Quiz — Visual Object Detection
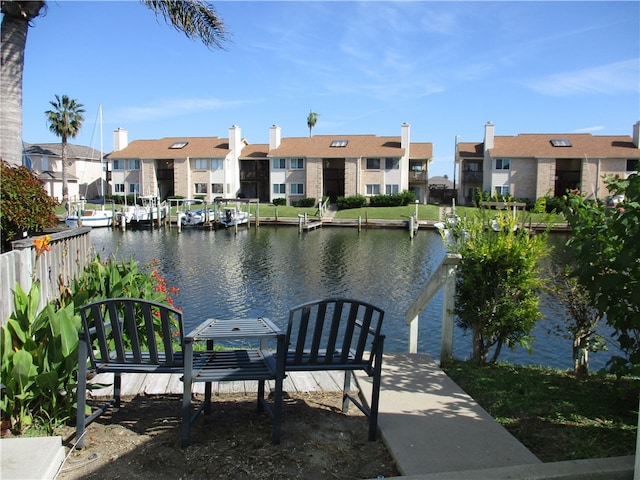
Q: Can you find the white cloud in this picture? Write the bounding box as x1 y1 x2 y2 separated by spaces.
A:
523 60 639 96
114 98 248 123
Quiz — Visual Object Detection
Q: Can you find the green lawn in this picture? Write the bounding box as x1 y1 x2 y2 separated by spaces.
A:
443 360 639 462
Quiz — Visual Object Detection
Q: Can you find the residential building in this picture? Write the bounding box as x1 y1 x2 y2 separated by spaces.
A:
23 142 105 202
455 121 640 205
106 123 433 204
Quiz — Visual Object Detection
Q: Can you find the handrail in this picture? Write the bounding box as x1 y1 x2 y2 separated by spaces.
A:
405 253 461 365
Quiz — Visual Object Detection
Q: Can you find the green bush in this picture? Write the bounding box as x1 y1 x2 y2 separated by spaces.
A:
293 197 316 207
337 195 366 210
368 190 417 207
272 198 286 206
0 160 59 253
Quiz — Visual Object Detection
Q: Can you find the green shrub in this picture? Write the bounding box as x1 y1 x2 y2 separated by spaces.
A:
293 197 316 207
272 198 286 206
0 160 59 253
337 195 366 210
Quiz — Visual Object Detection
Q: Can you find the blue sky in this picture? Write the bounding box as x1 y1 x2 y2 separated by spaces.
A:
21 1 639 177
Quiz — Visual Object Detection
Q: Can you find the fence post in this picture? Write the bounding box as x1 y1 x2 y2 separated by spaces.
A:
440 260 458 366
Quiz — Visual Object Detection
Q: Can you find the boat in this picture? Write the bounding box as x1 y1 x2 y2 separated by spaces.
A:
66 202 114 228
65 105 113 228
219 206 250 227
116 195 168 225
180 207 217 226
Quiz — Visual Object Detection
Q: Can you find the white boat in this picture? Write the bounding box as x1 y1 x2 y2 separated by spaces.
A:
180 207 216 226
219 206 250 227
66 204 114 228
116 195 168 225
66 105 113 228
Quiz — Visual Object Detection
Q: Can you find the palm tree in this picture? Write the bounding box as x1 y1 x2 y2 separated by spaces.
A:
0 1 228 166
307 111 319 137
45 95 85 210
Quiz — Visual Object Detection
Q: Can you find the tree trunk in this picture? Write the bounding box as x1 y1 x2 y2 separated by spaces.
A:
61 138 69 210
0 14 28 165
573 336 589 377
472 326 486 365
0 2 45 165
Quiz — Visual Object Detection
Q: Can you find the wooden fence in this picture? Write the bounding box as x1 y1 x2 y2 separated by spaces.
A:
0 228 92 326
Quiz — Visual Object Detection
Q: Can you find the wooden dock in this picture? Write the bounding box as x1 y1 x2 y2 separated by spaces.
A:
87 370 345 399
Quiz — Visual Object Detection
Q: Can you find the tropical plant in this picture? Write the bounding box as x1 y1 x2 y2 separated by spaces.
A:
0 160 59 253
0 0 228 166
1 236 79 433
440 209 548 364
307 111 319 137
45 95 85 210
563 170 640 376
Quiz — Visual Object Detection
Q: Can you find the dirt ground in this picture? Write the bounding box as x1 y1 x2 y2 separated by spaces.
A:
55 391 399 479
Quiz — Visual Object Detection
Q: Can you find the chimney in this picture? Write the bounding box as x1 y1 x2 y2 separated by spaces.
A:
269 124 281 149
229 125 242 155
633 121 640 148
113 128 128 152
484 121 495 152
401 122 410 151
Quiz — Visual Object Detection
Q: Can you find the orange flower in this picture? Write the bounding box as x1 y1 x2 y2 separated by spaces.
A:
33 235 52 257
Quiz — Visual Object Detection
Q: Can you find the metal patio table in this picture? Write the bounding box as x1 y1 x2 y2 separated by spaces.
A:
181 317 285 447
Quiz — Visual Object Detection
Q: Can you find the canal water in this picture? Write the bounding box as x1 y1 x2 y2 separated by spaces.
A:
88 226 620 371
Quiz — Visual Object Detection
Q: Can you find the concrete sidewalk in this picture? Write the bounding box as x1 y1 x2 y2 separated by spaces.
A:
358 353 634 479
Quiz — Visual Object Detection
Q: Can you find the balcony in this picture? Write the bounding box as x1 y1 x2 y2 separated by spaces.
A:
409 171 428 182
462 171 483 183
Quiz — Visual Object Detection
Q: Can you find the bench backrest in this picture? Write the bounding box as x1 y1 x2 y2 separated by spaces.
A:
285 298 384 372
79 297 184 370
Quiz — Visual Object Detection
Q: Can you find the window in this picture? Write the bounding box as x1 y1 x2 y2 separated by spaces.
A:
211 183 223 194
366 184 381 195
129 183 140 194
330 139 348 147
194 183 207 194
466 162 480 172
194 159 208 170
273 158 286 169
385 158 399 170
627 159 639 172
290 158 304 169
169 141 188 149
366 158 381 169
495 185 510 196
550 139 572 147
495 158 510 170
410 162 423 172
128 159 140 170
273 183 286 194
114 183 125 193
211 159 223 170
112 160 125 170
385 184 400 194
290 183 304 195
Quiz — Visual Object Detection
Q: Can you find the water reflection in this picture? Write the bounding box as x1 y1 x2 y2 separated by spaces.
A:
88 226 618 370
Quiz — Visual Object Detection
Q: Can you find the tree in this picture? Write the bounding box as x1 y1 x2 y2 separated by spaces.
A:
440 210 548 364
563 170 640 376
307 111 319 137
0 160 59 252
45 95 85 210
545 263 604 377
0 0 228 165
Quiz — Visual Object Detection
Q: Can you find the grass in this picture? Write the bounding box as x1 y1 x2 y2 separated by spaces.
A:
442 360 639 462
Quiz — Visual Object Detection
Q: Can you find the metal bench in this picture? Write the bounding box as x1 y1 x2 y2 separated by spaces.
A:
75 297 184 449
284 298 385 440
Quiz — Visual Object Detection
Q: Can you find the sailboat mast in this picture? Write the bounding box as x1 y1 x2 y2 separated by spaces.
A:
99 104 104 201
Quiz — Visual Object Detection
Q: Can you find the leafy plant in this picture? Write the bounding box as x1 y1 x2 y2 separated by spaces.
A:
440 209 548 364
0 160 59 253
563 169 640 376
336 194 366 210
1 235 180 434
1 237 79 433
